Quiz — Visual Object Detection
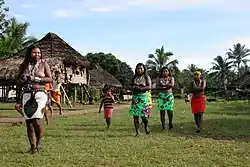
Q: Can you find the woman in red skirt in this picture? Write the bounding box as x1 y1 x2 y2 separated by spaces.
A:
188 71 206 133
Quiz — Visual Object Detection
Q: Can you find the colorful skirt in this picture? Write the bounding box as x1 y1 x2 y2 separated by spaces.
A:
157 92 174 111
22 90 48 120
104 107 113 119
129 93 150 117
191 95 206 114
51 90 61 104
148 92 153 109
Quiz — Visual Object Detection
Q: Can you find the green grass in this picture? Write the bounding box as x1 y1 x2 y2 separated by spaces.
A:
0 100 250 167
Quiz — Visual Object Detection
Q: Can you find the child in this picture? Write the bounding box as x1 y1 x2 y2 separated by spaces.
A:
101 86 115 129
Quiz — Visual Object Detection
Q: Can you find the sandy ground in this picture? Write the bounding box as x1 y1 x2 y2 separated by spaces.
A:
0 104 129 126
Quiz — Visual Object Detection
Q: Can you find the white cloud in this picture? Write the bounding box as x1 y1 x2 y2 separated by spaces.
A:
128 0 221 10
89 6 120 12
53 9 83 18
52 0 234 18
21 4 36 8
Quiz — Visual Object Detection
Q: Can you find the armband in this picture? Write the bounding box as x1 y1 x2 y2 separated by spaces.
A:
35 77 42 83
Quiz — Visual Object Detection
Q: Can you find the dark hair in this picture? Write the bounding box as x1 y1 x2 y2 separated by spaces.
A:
134 63 148 76
17 44 42 79
159 66 172 78
131 63 149 85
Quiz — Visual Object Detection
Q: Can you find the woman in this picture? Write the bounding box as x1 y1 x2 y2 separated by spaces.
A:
17 44 52 153
156 67 175 130
188 71 206 133
129 63 151 137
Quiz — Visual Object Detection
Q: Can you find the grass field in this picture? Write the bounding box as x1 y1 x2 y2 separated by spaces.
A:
0 100 250 167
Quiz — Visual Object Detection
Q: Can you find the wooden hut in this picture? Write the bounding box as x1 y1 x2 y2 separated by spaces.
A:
88 65 122 101
89 65 122 88
0 32 89 103
226 72 250 100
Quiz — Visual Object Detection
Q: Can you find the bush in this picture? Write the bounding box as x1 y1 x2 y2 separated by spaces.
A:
88 86 101 102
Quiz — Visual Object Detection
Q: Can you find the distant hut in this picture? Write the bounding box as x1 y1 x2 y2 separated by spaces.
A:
0 32 89 104
89 65 122 88
226 72 250 100
88 65 122 101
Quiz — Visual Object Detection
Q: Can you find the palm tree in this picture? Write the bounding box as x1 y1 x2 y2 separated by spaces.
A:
146 45 179 78
0 17 37 58
238 64 250 78
210 55 234 90
187 64 198 73
226 43 250 78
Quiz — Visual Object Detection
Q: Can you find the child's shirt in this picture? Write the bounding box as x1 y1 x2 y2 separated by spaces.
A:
103 92 114 108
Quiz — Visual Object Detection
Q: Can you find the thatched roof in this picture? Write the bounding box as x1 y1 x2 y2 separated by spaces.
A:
0 32 89 83
227 72 250 89
89 65 122 88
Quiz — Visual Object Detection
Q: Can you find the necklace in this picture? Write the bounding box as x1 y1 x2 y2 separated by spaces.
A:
28 60 41 75
193 79 201 88
136 75 144 83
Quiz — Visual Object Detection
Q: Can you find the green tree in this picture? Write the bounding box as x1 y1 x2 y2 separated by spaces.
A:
146 45 179 79
210 55 234 90
227 43 250 78
86 52 134 87
0 0 10 35
0 17 37 57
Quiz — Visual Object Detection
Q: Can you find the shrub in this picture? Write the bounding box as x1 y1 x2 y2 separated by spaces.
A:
88 86 101 102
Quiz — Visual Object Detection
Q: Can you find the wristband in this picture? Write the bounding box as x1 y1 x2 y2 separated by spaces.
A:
35 77 42 83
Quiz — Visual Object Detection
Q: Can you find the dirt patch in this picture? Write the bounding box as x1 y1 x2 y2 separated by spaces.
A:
0 104 129 126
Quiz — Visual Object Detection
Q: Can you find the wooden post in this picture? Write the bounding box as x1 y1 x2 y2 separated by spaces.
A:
62 85 66 105
3 85 6 102
80 84 83 104
74 85 77 105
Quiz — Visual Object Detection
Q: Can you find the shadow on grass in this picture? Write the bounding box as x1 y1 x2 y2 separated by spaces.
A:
210 106 250 116
67 123 101 127
47 131 130 138
149 118 250 142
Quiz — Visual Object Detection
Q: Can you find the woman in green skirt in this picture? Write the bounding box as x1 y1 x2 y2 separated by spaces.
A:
129 63 152 137
156 67 175 130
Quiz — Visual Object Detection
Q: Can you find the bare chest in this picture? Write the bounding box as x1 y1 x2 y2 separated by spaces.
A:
134 76 146 86
25 62 45 78
159 77 171 86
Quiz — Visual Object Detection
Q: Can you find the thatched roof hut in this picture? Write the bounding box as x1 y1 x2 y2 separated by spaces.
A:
227 72 250 89
0 32 89 84
89 65 122 88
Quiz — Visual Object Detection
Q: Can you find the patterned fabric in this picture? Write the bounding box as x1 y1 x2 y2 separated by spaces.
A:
22 90 48 120
103 92 114 108
129 93 150 117
148 91 153 109
157 92 174 111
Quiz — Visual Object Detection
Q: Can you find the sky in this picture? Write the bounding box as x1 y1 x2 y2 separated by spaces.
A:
5 0 250 71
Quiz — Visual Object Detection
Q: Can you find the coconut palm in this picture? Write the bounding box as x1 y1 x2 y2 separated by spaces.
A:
226 43 250 78
0 17 37 58
146 45 179 79
210 55 234 90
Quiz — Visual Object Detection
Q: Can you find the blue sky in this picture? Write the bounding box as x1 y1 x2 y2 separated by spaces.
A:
5 0 250 70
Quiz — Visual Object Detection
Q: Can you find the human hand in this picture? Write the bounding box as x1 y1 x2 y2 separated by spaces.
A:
29 76 35 81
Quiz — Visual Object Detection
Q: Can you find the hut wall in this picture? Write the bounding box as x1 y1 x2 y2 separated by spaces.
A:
65 67 87 85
